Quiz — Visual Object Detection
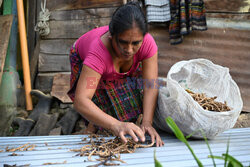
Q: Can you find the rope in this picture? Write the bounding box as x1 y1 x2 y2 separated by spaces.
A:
34 0 51 36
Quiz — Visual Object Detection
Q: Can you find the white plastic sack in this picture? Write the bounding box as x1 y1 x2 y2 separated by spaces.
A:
154 59 243 139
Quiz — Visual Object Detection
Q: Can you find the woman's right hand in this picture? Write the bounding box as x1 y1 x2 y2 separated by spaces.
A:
111 121 145 143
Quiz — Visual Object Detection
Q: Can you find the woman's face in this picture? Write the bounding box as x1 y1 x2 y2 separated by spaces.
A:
111 26 144 60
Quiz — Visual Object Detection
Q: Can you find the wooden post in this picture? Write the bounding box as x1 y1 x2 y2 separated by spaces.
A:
16 0 33 111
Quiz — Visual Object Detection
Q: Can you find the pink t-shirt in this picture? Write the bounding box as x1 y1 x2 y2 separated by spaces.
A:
75 26 157 80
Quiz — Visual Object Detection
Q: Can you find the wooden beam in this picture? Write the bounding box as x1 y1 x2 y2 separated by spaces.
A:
30 40 40 87
40 39 76 55
50 7 116 21
0 15 13 85
17 0 33 110
43 18 110 39
46 0 123 11
27 0 37 59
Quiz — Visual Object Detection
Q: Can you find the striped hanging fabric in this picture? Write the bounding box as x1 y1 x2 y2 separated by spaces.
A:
169 0 207 45
145 0 171 23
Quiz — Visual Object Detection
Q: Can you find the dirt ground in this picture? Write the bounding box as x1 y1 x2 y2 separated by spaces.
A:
233 112 250 128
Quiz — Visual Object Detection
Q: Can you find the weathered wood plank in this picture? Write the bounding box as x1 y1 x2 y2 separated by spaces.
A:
50 7 116 21
51 73 72 103
43 18 110 39
35 72 70 93
40 39 76 55
30 40 40 87
36 0 41 35
27 0 37 58
46 0 123 11
39 53 70 72
204 0 250 13
0 15 13 85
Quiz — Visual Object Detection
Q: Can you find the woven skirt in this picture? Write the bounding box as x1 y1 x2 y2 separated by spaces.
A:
67 42 143 123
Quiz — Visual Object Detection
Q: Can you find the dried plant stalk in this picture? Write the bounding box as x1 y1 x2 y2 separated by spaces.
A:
5 143 36 152
186 89 231 112
8 143 29 152
43 160 67 165
135 114 143 126
71 134 154 166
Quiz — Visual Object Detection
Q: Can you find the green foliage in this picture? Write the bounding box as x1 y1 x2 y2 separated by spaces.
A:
9 126 14 135
165 116 203 167
154 150 163 167
200 130 216 167
208 154 244 167
162 116 244 167
153 117 245 167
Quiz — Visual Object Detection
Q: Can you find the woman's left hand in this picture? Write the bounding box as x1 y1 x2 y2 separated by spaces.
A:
141 121 164 147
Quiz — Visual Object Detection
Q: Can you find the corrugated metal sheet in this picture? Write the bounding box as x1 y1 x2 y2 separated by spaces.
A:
0 128 250 167
149 25 250 112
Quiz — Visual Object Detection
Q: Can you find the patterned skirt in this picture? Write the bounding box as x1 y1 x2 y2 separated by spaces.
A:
67 42 143 124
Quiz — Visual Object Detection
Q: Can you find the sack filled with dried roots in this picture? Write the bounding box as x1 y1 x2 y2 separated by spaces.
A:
154 59 243 139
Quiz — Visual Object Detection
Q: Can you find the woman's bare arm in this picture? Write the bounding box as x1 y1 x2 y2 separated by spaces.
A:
142 52 164 147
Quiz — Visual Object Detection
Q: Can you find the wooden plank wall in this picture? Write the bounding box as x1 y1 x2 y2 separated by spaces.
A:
36 0 123 92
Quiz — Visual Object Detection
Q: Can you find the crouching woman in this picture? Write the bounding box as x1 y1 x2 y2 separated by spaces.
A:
68 2 164 147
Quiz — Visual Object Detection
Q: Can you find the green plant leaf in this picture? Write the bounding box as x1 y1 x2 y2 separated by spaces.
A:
165 117 203 167
185 128 204 139
208 155 225 160
154 150 163 167
186 130 199 139
227 161 234 167
223 154 243 167
209 154 244 167
165 117 186 142
225 138 230 167
201 130 216 167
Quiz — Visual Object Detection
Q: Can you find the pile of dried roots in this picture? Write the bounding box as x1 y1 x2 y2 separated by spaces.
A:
186 89 231 112
70 134 154 166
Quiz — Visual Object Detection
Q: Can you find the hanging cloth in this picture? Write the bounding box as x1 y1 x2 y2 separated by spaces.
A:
169 0 207 45
145 0 171 23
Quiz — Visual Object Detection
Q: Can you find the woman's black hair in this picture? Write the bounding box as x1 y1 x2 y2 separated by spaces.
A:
109 1 148 36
